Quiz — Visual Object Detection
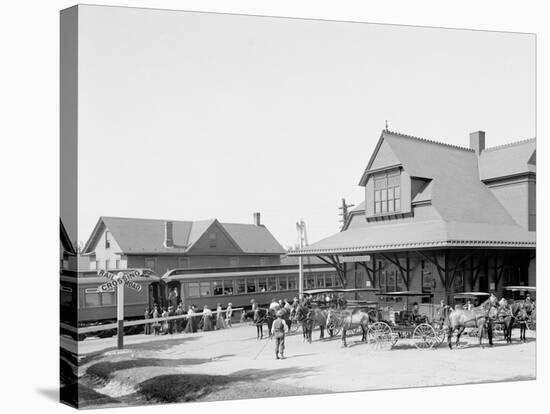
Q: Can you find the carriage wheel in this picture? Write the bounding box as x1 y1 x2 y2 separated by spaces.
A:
331 322 342 337
367 322 393 350
413 324 438 350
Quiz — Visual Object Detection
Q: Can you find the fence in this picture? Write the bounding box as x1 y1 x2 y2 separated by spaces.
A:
60 308 244 335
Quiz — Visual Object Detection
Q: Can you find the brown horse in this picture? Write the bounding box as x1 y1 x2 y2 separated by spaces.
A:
445 298 495 349
326 308 371 347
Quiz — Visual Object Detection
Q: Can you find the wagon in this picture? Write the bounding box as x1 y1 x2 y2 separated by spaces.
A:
303 288 378 337
367 291 447 350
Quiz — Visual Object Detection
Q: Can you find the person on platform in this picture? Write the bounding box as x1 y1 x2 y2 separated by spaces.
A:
184 305 195 333
152 305 161 336
168 287 179 309
161 307 169 334
225 302 233 327
271 310 288 359
215 303 226 330
167 306 175 334
202 305 214 331
144 308 151 335
175 304 184 333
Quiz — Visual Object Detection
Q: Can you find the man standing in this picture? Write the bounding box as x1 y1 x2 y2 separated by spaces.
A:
271 310 288 360
168 287 179 309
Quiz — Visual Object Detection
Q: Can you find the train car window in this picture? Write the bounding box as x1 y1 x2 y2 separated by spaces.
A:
247 279 257 293
84 292 101 307
278 277 288 291
200 282 211 297
102 292 115 306
213 281 223 296
223 281 234 295
188 282 200 298
236 279 246 294
288 276 297 290
258 278 267 292
267 277 277 291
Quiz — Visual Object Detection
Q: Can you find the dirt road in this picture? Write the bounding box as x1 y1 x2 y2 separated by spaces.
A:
67 324 536 407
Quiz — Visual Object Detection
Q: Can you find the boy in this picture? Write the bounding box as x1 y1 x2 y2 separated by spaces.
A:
271 310 288 359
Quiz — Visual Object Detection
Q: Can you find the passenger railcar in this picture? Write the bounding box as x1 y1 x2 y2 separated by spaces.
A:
60 269 161 325
162 263 340 310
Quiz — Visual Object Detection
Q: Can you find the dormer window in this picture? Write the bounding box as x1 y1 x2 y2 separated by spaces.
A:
105 230 110 249
374 170 401 214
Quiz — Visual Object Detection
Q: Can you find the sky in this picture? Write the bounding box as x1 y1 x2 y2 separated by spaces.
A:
72 5 535 249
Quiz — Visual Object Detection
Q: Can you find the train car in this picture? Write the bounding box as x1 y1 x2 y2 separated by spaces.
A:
161 262 339 310
60 269 161 326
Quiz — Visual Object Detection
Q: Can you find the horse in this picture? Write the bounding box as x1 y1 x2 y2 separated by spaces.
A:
444 298 496 349
498 298 523 344
326 308 371 347
253 308 268 339
294 303 313 342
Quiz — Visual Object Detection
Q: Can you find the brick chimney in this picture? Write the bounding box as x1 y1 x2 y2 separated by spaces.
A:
253 212 261 226
164 221 174 248
469 131 486 155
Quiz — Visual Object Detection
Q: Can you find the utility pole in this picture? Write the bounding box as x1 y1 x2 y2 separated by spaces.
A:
338 198 355 229
296 219 308 299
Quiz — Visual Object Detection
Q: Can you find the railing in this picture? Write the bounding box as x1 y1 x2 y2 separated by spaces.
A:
60 308 244 335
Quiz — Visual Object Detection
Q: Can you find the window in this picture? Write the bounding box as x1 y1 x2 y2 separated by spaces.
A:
325 274 333 288
223 281 234 295
306 276 315 289
178 257 190 268
334 274 342 287
200 282 211 297
60 286 73 306
387 270 396 292
316 275 325 288
209 232 217 248
374 170 401 214
260 256 268 266
258 278 267 292
247 279 257 293
288 276 297 290
213 281 223 296
145 258 156 272
84 291 101 307
105 260 110 270
89 260 97 270
278 277 288 291
188 283 200 298
115 259 121 269
230 257 239 267
236 279 246 294
105 231 110 249
102 292 115 306
268 277 277 291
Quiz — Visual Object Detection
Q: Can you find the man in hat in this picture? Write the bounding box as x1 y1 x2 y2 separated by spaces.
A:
271 310 288 360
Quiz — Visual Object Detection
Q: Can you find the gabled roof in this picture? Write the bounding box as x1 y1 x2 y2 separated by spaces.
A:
83 216 286 255
360 130 521 225
291 129 536 256
478 138 536 181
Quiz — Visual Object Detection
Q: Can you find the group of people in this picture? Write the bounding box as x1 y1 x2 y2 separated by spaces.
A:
143 302 234 336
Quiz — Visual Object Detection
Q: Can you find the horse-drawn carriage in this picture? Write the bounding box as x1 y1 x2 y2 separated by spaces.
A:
453 292 491 337
364 291 447 350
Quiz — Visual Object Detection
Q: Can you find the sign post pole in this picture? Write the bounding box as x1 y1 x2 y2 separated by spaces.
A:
117 276 124 349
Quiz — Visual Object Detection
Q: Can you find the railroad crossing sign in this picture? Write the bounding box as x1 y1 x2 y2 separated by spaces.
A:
97 269 144 349
98 269 143 292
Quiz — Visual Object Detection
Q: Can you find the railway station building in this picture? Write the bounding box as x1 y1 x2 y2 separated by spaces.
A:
289 129 536 306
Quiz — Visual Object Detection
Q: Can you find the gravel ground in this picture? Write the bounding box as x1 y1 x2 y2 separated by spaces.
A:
67 323 536 408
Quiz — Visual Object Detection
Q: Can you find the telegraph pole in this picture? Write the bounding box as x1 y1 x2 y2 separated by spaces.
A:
338 198 355 229
296 220 308 300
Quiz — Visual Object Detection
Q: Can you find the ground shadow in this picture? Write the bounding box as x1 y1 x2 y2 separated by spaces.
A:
86 354 236 382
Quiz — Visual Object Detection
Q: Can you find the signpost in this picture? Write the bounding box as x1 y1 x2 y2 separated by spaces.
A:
97 269 143 349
